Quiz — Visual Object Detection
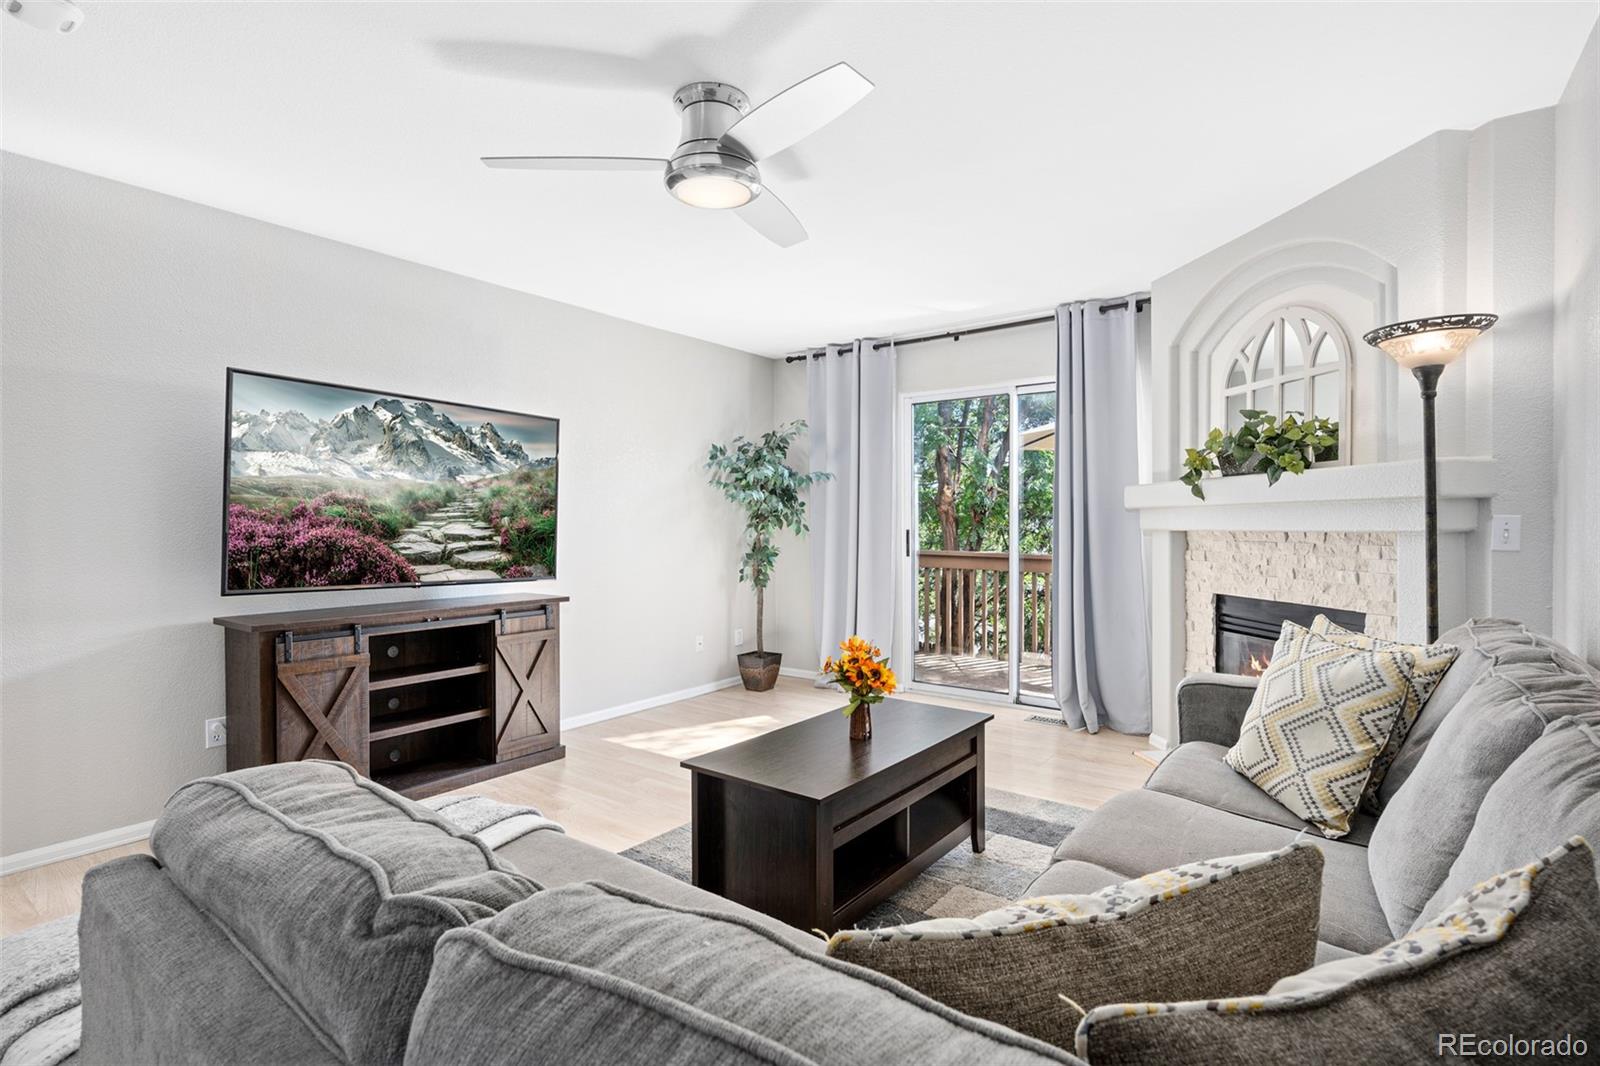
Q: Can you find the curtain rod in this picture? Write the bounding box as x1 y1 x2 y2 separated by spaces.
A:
782 297 1150 363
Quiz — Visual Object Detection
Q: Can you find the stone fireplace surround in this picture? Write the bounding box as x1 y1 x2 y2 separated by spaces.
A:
1184 531 1398 675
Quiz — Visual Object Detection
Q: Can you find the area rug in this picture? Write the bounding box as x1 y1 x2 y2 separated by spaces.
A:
620 788 1091 927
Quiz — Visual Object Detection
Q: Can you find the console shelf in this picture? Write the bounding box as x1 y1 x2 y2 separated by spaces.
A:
370 662 492 692
369 706 492 742
215 593 567 797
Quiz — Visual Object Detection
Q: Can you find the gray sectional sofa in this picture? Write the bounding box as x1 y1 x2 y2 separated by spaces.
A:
77 618 1598 1064
1028 618 1600 964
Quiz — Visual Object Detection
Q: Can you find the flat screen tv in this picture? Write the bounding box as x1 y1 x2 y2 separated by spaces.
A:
223 369 558 594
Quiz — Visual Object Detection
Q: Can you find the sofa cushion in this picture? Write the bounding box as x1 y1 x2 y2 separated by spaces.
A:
405 882 1081 1066
1072 838 1600 1065
1224 624 1419 838
493 818 820 951
1411 714 1600 931
1144 742 1377 844
825 844 1322 1051
150 761 536 1065
1052 789 1392 953
1024 858 1126 897
1377 618 1590 807
1309 615 1459 812
1366 658 1600 936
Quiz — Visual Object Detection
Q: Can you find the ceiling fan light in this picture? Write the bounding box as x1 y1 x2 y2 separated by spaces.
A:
671 173 754 210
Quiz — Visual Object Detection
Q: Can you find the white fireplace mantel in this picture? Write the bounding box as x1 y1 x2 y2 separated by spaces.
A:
1123 457 1497 533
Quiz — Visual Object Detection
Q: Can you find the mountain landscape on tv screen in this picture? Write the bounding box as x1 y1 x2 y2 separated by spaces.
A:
230 397 548 482
225 374 557 593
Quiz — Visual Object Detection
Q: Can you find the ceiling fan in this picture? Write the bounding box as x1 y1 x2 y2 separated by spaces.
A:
481 62 873 248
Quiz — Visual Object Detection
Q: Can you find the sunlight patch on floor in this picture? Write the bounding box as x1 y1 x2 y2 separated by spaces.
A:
606 716 784 760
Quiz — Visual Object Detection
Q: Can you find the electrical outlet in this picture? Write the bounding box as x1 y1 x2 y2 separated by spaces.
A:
734 628 744 647
1490 515 1522 552
695 634 705 652
205 717 227 749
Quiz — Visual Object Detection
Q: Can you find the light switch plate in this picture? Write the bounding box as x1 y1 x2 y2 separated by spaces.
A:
1490 515 1521 552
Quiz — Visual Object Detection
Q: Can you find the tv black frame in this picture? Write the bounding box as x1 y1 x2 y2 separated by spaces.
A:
220 367 560 596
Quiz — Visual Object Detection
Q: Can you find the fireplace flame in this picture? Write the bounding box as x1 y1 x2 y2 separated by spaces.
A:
1244 652 1271 677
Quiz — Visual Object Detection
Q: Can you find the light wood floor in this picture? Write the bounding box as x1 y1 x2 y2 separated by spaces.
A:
0 678 1150 935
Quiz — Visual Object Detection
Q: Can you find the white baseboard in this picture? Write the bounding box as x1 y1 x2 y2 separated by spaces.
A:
1 818 157 877
1148 733 1170 750
562 675 743 731
778 666 818 681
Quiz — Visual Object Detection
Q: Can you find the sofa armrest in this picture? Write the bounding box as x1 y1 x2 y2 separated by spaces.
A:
80 855 340 1065
1175 673 1259 746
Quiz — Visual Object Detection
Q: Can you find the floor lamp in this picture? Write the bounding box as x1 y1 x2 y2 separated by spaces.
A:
1362 314 1498 643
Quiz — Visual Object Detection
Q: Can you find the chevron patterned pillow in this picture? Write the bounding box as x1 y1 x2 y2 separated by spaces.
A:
1224 623 1419 838
1308 615 1459 813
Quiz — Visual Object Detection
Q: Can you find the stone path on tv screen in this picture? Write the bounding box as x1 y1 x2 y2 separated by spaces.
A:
388 489 507 581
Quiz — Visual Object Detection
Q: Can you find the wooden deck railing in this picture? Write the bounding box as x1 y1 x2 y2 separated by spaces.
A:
916 551 1052 659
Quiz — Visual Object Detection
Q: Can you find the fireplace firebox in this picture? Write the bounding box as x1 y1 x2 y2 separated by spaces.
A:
1214 595 1365 677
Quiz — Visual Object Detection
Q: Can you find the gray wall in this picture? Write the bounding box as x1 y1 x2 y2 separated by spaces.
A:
0 154 774 857
1553 21 1600 666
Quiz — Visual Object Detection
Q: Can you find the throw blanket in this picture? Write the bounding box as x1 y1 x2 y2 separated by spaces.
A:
0 916 80 1066
0 794 558 1066
421 794 564 849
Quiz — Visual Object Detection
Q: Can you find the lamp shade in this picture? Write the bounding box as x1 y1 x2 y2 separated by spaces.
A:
1362 314 1497 370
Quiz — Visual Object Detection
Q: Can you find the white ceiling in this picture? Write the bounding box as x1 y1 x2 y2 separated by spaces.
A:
5 2 1596 356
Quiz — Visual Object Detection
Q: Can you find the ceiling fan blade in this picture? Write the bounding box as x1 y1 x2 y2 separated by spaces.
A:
720 62 873 162
481 156 667 172
737 188 808 248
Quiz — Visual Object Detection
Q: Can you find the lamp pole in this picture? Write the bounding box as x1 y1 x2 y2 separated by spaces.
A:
1413 364 1444 643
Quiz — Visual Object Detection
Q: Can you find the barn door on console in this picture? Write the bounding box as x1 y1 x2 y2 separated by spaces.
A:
274 644 370 775
493 629 559 761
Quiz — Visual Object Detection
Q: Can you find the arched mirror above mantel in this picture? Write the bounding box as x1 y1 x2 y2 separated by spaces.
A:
1214 306 1352 459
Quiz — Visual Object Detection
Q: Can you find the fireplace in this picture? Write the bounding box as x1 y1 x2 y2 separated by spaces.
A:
1214 594 1366 677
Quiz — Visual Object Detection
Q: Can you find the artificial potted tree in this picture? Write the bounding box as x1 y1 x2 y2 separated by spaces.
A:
706 420 830 691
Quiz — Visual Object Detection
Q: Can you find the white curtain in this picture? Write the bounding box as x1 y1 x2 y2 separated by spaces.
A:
807 340 898 682
1053 301 1153 733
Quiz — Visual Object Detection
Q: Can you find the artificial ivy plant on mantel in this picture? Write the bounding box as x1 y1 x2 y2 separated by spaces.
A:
1180 410 1339 500
706 421 831 691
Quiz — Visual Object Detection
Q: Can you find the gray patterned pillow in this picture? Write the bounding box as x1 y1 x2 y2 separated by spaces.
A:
1076 838 1600 1064
1225 623 1419 837
825 843 1323 1051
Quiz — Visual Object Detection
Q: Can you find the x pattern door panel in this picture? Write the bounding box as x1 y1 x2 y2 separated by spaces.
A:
275 652 370 774
494 630 559 761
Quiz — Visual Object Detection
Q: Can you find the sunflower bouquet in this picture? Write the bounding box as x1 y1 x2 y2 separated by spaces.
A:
823 636 896 740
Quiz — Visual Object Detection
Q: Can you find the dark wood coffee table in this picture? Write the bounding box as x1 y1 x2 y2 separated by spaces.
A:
680 698 991 932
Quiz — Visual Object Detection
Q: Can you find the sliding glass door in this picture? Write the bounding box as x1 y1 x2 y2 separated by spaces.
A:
1015 385 1057 703
906 383 1056 706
